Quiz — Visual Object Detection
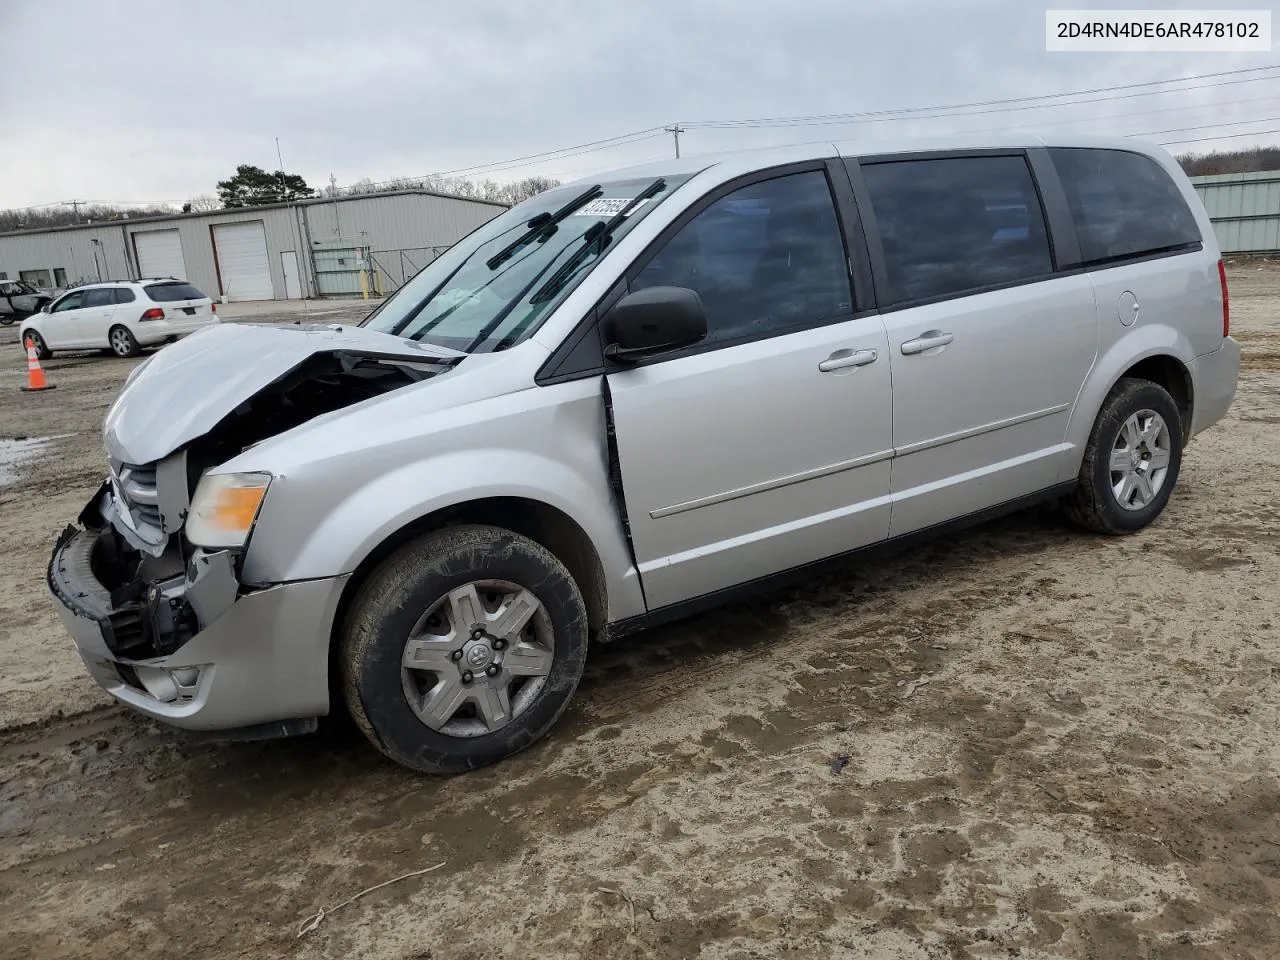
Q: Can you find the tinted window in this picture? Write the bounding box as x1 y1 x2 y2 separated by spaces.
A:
859 156 1053 304
84 288 115 308
145 281 205 302
113 288 136 304
631 171 852 345
1050 148 1201 264
51 291 85 312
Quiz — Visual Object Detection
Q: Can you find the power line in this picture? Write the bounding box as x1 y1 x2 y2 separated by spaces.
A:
1161 127 1280 146
681 64 1280 129
362 127 668 188
1134 116 1280 138
685 71 1280 133
355 65 1280 189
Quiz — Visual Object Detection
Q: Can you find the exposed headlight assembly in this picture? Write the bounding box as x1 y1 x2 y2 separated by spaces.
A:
185 472 271 549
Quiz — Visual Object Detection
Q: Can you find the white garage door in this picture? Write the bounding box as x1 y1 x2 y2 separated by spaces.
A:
212 221 273 301
133 229 187 281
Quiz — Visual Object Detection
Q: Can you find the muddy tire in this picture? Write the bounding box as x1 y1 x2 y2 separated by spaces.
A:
23 330 51 360
1066 377 1183 535
340 524 589 774
108 325 141 358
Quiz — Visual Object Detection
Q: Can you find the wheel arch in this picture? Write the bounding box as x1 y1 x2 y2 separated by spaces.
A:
328 496 611 671
1062 327 1197 482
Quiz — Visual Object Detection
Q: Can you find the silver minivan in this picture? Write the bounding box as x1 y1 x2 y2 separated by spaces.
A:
48 135 1240 773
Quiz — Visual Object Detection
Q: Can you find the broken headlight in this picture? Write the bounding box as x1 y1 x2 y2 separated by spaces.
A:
185 472 271 549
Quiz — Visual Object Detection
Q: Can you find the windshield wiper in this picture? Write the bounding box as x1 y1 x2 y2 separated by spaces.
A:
484 184 604 271
457 178 668 355
528 178 667 305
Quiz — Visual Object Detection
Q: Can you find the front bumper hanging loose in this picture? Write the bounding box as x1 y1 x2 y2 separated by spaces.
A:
47 512 349 733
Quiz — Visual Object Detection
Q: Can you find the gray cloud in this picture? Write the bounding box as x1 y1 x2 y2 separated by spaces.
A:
1 0 1275 207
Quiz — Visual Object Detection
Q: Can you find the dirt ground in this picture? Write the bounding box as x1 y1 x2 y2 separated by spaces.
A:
0 269 1278 960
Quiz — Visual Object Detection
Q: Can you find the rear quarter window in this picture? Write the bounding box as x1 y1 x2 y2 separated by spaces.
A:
113 288 137 304
1049 148 1201 265
144 282 206 302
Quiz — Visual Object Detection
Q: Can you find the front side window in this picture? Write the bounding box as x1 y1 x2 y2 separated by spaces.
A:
631 170 853 345
51 291 85 312
1050 148 1201 265
361 175 690 353
85 289 114 308
858 155 1054 305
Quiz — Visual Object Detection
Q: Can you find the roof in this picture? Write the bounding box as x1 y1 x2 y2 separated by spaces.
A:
0 188 509 240
573 132 1179 185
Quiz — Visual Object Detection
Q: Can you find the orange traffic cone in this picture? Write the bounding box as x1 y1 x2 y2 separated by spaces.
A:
20 339 55 392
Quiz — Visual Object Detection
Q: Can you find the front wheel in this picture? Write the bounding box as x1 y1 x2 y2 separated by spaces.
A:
108 325 141 358
24 330 51 360
1066 377 1184 534
0 315 15 327
341 524 589 774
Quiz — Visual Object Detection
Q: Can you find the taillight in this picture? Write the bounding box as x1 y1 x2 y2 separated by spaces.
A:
211 302 217 313
1218 258 1230 338
140 307 164 321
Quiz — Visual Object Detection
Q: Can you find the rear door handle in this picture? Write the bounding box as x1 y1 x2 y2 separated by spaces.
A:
900 331 954 355
818 348 878 373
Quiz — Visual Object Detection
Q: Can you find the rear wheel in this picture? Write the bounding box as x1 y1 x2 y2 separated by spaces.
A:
1066 377 1183 534
341 524 589 774
23 330 51 360
108 325 141 358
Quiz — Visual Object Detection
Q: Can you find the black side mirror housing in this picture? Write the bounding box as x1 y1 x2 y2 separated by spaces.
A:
602 286 707 363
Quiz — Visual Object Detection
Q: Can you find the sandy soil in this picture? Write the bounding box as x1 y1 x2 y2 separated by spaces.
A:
0 271 1277 960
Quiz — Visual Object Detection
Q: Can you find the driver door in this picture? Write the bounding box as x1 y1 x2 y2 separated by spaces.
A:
42 290 88 348
605 164 893 610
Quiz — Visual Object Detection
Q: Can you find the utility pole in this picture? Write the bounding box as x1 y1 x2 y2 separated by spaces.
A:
329 173 343 238
665 124 685 159
275 137 288 201
62 200 85 222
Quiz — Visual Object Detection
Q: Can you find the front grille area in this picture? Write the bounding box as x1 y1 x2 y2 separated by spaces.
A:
111 461 163 532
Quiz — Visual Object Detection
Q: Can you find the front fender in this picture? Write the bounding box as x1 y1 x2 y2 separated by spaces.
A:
1058 323 1196 483
242 448 646 622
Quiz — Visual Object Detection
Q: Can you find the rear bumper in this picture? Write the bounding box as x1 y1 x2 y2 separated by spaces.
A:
134 317 219 345
1188 337 1241 439
48 525 348 731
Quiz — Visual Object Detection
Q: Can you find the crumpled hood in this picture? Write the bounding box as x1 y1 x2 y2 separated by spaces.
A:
104 322 460 465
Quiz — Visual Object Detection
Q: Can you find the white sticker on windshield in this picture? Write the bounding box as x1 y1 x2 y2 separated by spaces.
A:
572 197 652 217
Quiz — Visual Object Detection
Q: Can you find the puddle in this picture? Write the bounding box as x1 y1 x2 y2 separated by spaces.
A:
0 435 71 487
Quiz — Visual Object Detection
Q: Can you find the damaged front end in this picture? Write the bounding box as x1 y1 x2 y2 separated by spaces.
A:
47 324 462 734
50 472 238 665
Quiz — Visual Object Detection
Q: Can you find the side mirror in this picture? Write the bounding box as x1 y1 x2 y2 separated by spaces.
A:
40 304 50 313
602 286 707 364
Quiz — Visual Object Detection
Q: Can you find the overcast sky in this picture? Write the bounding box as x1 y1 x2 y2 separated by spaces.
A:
1 0 1277 209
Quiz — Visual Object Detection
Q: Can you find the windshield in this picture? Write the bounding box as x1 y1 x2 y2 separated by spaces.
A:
360 174 689 353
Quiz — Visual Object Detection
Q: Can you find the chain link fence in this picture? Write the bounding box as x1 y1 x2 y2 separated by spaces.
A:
368 246 452 294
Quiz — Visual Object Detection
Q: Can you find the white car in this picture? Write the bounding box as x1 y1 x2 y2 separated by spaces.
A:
19 279 219 359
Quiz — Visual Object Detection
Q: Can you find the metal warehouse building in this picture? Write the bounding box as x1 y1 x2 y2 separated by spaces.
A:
1190 170 1280 255
0 190 506 302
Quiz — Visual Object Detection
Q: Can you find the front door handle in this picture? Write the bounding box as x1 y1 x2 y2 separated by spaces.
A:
900 331 954 355
818 348 878 373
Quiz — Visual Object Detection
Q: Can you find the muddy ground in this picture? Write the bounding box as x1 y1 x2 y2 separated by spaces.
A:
1 269 1278 960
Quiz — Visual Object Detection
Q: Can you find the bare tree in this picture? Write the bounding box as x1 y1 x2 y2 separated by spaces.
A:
184 195 221 213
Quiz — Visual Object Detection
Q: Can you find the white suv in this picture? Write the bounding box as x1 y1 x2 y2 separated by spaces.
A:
20 279 219 359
